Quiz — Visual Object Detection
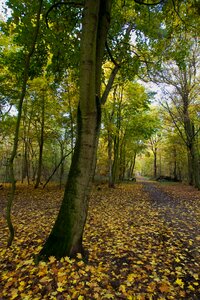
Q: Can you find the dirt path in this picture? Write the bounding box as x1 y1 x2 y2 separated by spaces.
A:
142 181 200 261
142 181 200 278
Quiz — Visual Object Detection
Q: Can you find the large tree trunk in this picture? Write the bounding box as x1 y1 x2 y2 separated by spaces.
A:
39 0 112 260
183 102 200 188
190 142 200 189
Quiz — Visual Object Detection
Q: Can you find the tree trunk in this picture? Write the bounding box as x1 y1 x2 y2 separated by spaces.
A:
59 144 64 189
130 152 137 177
38 0 112 260
35 92 45 188
108 129 113 188
190 142 200 189
119 141 125 180
173 147 177 181
21 138 30 184
6 0 43 247
153 147 157 178
67 85 75 155
111 136 120 186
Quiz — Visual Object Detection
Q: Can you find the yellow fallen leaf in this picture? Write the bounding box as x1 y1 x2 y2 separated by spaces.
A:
49 256 56 263
18 286 25 292
77 261 84 267
39 276 52 283
57 287 64 292
39 261 47 267
188 284 195 291
193 273 199 280
175 257 180 263
175 278 184 288
23 259 34 265
179 290 186 297
147 282 156 293
77 253 82 259
72 291 79 298
104 294 114 299
11 289 18 300
19 281 26 286
119 284 126 294
65 256 72 264
127 273 137 282
2 272 9 280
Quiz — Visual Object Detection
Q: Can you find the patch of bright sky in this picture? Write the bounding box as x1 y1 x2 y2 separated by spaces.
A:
0 0 11 20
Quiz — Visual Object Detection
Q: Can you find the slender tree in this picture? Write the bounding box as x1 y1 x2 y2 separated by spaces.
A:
35 89 45 188
6 0 43 246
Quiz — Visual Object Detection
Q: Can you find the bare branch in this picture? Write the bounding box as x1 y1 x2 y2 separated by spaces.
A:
161 101 188 146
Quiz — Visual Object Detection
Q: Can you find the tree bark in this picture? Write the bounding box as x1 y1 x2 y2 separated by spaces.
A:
173 147 177 181
35 92 45 188
38 0 112 260
130 152 137 177
108 128 113 188
153 147 157 178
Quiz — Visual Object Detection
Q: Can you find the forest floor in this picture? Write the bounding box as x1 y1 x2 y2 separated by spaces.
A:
0 180 200 300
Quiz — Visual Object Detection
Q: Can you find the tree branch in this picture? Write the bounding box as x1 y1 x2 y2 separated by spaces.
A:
162 101 188 146
101 65 120 105
134 0 165 6
43 150 73 188
45 1 84 28
171 0 185 23
105 41 119 67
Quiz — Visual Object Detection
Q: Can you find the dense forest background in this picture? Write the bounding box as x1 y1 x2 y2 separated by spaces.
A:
0 0 199 188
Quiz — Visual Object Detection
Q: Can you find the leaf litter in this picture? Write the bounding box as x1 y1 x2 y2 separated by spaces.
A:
0 182 200 299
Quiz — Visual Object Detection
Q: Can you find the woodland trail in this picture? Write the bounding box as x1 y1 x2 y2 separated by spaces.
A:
0 182 200 299
142 181 200 264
